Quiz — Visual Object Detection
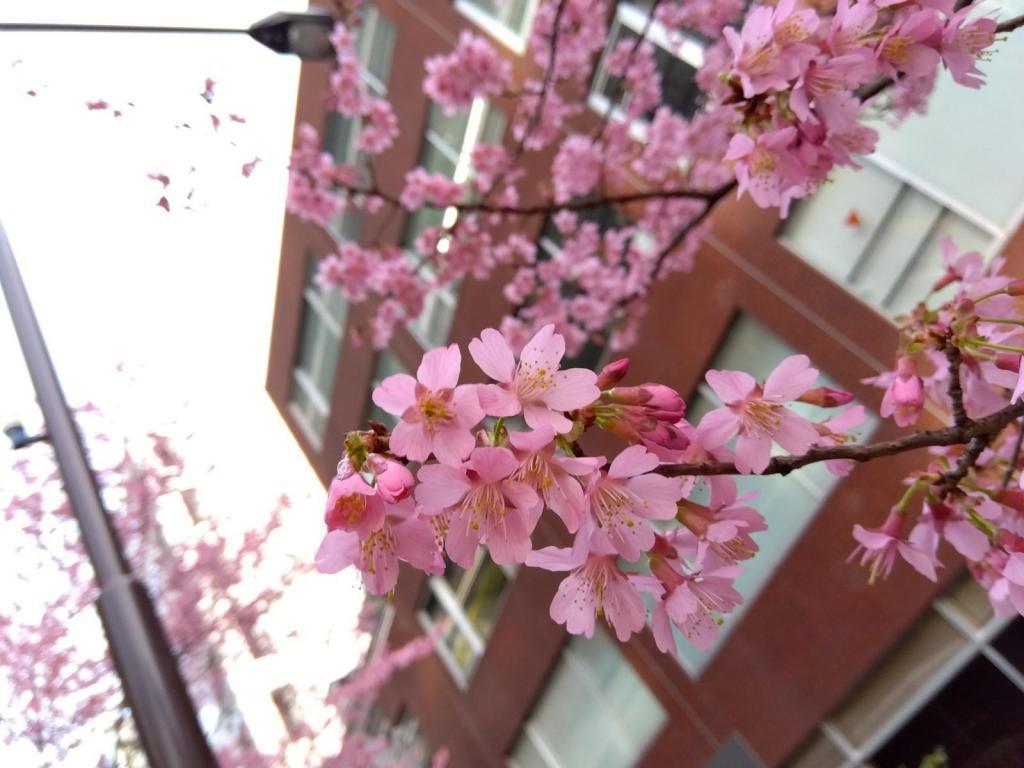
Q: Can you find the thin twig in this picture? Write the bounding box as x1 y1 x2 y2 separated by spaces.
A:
942 335 970 428
938 436 989 497
656 397 1024 478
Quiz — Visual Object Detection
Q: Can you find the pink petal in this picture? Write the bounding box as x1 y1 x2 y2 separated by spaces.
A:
526 545 585 571
545 473 586 533
772 410 819 455
520 323 565 371
763 355 818 402
1005 553 1024 585
468 328 515 383
523 402 573 434
389 421 433 463
696 408 739 448
417 344 461 390
314 530 359 573
852 525 894 550
605 517 655 562
705 369 756 404
734 431 772 474
602 577 646 642
372 373 417 415
897 542 939 582
484 507 532 565
542 368 600 411
433 425 476 466
477 383 522 417
468 446 518 483
502 480 539 513
683 611 721 652
624 474 684 506
445 509 482 568
550 571 597 637
452 385 484 427
944 520 989 562
608 445 659 479
415 464 471 511
651 603 678 656
508 426 556 455
394 517 441 572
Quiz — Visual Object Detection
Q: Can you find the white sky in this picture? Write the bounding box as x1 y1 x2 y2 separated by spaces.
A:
0 3 366 764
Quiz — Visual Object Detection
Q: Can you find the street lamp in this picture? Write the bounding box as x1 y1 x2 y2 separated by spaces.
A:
0 8 337 61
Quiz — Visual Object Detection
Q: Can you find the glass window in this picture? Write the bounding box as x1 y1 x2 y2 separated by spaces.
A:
456 0 539 44
404 100 506 348
508 631 667 768
676 315 877 674
290 253 348 444
364 350 406 429
781 161 993 316
324 5 395 240
590 2 706 124
789 574 1024 766
421 550 513 683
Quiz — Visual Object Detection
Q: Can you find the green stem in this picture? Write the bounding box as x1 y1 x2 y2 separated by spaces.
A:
977 317 1024 327
966 339 1024 354
492 417 505 447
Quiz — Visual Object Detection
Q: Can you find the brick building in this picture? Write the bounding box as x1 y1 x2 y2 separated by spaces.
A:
266 2 1024 766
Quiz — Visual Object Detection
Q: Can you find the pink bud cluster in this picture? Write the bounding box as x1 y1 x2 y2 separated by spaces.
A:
317 324 871 655
285 1 1007 354
857 237 1024 612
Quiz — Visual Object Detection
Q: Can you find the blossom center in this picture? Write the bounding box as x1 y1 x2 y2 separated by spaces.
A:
882 36 912 66
739 399 782 434
514 361 555 401
591 481 643 531
460 484 506 530
417 391 454 432
332 493 367 528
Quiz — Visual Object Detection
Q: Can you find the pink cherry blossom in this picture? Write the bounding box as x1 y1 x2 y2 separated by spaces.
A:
849 508 940 584
552 134 603 203
910 499 991 563
507 427 603 534
875 356 926 427
527 536 647 642
670 484 766 566
371 344 484 465
469 324 600 434
877 10 942 80
584 445 685 561
697 354 821 474
423 31 512 113
941 8 998 88
725 127 808 215
414 447 539 566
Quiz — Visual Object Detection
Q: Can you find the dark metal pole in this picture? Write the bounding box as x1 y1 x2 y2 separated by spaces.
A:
0 22 246 35
0 219 217 768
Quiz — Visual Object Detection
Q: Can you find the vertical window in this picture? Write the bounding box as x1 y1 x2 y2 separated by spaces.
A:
404 100 506 348
290 252 348 445
323 4 396 241
789 577 1024 767
364 350 407 429
780 161 995 316
419 550 514 685
454 0 539 51
508 630 668 768
590 2 707 125
676 315 877 675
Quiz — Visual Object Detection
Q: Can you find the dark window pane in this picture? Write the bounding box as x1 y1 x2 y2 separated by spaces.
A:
463 558 509 638
655 48 700 119
872 655 1024 768
993 619 1024 675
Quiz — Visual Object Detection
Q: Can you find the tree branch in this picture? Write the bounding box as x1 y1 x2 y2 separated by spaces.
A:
656 398 1024 478
942 336 970 428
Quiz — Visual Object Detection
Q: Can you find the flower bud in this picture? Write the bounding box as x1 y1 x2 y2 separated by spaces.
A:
797 386 855 408
596 358 630 389
995 353 1021 373
1007 279 1024 297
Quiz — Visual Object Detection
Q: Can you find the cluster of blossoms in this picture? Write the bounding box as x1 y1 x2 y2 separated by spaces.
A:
285 0 1005 356
857 237 1024 615
716 0 999 214
315 323 887 654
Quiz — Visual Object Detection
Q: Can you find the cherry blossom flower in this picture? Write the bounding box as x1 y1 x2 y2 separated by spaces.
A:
469 324 600 434
670 484 766 566
877 10 942 80
415 447 539 566
507 427 603 533
697 355 820 474
849 508 940 584
552 135 603 203
423 31 512 113
725 127 808 215
527 536 647 642
583 445 685 561
316 497 443 594
872 356 926 427
371 344 484 465
910 499 991 563
941 7 998 88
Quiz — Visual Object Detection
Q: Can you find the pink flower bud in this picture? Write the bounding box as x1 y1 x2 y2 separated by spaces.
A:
796 386 855 408
995 353 1021 373
880 357 924 428
596 358 630 389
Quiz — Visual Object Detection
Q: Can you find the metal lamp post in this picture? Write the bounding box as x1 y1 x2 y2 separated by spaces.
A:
0 8 336 60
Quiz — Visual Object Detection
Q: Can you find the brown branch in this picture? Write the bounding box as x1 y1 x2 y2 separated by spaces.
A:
656 398 1024 478
938 435 989 497
942 336 970 428
998 13 1024 34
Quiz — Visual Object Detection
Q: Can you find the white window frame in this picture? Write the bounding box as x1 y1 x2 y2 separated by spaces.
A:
454 0 540 55
416 549 516 689
289 267 348 448
806 594 1021 767
588 1 706 139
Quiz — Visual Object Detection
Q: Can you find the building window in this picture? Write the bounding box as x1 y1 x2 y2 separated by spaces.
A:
323 4 396 240
675 314 877 675
418 549 514 685
789 577 1024 767
290 252 348 445
364 350 407 429
508 630 668 768
404 100 506 348
454 0 539 53
780 160 995 317
589 1 706 126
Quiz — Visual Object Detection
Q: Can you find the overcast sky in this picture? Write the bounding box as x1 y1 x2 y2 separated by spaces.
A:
0 3 366 764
